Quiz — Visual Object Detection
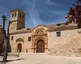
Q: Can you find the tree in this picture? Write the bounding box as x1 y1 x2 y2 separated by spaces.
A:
1 15 8 62
65 0 81 28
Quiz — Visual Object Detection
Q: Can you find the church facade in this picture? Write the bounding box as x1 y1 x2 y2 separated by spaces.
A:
8 9 81 56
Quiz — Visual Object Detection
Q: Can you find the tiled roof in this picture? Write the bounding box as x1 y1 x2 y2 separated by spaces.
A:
9 23 78 34
47 24 77 32
9 27 35 34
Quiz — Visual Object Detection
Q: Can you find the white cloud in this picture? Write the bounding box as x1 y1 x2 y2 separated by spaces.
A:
44 0 60 6
26 0 43 26
19 0 67 27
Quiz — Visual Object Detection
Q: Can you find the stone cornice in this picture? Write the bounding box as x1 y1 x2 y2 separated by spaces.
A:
9 30 31 35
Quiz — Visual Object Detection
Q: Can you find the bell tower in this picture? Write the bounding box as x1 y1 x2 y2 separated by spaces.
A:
8 9 25 33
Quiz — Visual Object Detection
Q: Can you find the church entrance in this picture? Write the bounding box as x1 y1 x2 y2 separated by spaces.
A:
17 43 22 52
36 40 45 53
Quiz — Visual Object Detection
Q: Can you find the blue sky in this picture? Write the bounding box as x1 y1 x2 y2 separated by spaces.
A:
0 0 76 29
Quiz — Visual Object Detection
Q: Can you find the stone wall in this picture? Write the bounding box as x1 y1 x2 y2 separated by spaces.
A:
48 29 81 57
10 27 81 57
10 32 32 53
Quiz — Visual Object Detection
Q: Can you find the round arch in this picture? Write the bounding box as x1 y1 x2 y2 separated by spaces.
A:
17 43 22 52
16 38 24 42
34 37 46 45
35 29 44 34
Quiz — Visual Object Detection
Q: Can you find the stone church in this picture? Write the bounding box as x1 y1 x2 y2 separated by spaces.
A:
8 9 81 56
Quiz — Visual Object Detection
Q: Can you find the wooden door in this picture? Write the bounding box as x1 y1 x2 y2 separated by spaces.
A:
17 43 22 52
36 40 44 53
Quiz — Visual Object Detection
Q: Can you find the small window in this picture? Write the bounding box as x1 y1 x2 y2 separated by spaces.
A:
12 13 14 17
20 13 21 18
22 16 24 19
28 37 31 41
11 36 13 40
15 12 16 17
56 31 61 37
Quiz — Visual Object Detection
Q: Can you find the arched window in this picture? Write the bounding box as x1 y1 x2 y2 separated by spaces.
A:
22 16 24 19
20 13 21 18
12 13 14 17
15 12 16 17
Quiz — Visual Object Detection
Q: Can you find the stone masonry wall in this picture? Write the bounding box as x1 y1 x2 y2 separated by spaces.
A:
10 33 32 53
48 29 81 57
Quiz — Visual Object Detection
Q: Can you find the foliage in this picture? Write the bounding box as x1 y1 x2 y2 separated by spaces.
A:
65 0 81 28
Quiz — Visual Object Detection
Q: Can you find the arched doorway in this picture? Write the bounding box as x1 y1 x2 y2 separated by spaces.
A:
17 43 22 52
36 40 45 53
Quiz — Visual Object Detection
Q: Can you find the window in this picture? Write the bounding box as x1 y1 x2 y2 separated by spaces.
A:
22 16 24 19
12 13 14 17
28 37 31 41
56 31 61 37
11 36 13 40
20 13 21 18
15 12 16 17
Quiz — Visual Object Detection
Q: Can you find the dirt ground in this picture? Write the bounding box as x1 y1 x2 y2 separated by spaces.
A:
0 53 81 64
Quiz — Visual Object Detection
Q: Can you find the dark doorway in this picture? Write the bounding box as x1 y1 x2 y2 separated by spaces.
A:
36 40 45 53
17 43 22 52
